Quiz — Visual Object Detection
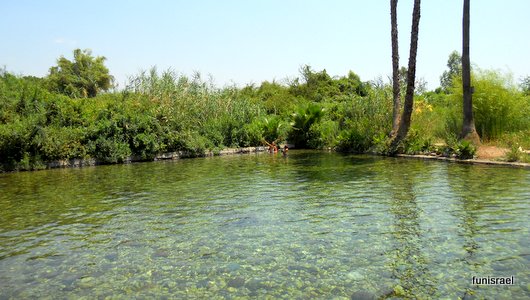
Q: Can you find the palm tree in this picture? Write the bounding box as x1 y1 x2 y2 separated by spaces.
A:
391 0 400 135
460 0 480 144
390 0 422 151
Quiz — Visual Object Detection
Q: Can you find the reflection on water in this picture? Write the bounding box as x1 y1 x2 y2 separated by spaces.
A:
0 151 529 299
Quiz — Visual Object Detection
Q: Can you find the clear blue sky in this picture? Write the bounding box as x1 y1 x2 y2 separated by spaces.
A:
1 0 529 90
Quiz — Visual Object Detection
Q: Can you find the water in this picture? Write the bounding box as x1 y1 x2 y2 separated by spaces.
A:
0 151 529 299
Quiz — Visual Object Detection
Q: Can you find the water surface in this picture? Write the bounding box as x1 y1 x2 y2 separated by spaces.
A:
1 151 529 299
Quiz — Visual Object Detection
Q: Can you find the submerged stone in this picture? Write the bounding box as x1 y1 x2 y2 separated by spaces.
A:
227 276 246 288
152 249 170 258
245 278 265 291
77 276 95 288
226 262 241 272
346 271 363 281
350 290 376 300
393 285 406 297
196 279 210 288
104 253 118 261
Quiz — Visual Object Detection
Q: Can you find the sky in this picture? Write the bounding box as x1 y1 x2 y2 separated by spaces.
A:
1 0 529 90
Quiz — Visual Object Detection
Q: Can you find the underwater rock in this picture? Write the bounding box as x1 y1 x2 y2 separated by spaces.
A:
346 271 363 281
462 292 477 300
198 246 214 257
330 286 343 295
196 279 210 288
152 249 170 258
287 265 319 275
104 253 118 261
350 290 377 300
227 276 246 288
41 269 58 279
226 262 241 272
393 285 406 297
77 276 95 288
61 275 78 287
245 278 265 291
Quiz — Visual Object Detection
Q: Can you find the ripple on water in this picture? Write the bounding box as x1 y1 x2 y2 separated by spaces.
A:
0 152 529 299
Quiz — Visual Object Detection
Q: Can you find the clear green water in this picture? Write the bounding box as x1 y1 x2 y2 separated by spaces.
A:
0 151 529 299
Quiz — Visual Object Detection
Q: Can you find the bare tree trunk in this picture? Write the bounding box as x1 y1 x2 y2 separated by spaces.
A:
460 0 480 144
391 0 400 135
390 0 421 151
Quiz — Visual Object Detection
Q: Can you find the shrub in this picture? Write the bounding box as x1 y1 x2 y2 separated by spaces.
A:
40 126 87 160
88 136 131 164
307 119 339 149
401 130 434 155
335 127 372 153
288 103 324 148
453 140 476 159
450 70 530 140
444 134 476 159
505 144 522 162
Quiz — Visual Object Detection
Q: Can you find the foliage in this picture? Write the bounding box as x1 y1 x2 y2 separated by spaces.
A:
290 65 368 101
307 119 339 149
449 70 530 140
254 81 298 115
2 55 529 170
401 130 434 155
47 49 113 98
439 51 462 93
335 87 393 153
335 127 372 153
505 144 523 162
453 140 476 159
520 75 530 95
443 134 476 159
495 130 530 150
288 102 324 148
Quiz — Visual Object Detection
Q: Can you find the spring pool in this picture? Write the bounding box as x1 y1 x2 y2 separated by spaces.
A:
1 151 529 298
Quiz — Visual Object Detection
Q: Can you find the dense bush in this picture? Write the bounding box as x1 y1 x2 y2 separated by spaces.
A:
334 86 393 153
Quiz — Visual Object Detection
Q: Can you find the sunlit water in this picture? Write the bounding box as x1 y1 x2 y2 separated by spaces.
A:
1 151 529 299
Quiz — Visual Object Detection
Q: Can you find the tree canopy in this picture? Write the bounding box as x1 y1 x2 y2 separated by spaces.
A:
439 51 462 93
47 49 113 98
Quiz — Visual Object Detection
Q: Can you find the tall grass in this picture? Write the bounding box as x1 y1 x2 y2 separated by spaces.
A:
449 70 530 141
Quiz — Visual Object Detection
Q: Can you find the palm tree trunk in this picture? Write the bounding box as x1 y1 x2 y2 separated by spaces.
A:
390 0 421 151
391 0 400 135
460 0 480 144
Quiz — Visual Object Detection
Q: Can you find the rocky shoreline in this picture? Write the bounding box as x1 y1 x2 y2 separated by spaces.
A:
8 147 269 172
3 147 529 172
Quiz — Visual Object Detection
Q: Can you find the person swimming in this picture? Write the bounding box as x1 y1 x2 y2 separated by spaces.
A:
282 145 289 156
263 140 278 153
269 141 278 153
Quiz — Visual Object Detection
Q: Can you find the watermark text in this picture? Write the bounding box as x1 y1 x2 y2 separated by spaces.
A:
472 276 514 285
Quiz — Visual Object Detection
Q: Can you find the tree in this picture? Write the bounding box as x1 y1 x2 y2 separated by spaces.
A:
520 75 530 95
390 0 401 135
460 0 480 144
390 0 422 151
290 65 367 101
440 51 462 92
47 49 113 98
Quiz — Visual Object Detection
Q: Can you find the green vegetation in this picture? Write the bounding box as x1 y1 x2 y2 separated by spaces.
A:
47 49 113 98
1 50 529 171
